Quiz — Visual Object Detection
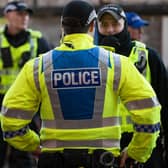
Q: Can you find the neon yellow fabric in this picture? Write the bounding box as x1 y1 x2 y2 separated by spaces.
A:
99 45 115 52
1 34 161 163
0 28 41 94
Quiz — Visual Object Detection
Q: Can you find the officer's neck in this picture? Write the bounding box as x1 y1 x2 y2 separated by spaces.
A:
6 25 26 36
4 26 29 47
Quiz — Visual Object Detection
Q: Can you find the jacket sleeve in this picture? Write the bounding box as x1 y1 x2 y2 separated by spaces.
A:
1 58 41 151
119 56 161 163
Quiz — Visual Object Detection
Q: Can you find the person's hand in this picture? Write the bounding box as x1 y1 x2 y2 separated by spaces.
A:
119 147 129 167
119 147 144 168
32 145 41 157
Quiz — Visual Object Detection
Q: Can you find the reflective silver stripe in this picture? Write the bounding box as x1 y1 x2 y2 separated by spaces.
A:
125 97 160 110
33 58 40 92
42 117 121 129
92 47 108 121
43 50 63 119
0 84 10 90
98 47 109 66
1 106 34 120
41 139 120 148
0 69 19 75
113 53 121 91
29 36 35 58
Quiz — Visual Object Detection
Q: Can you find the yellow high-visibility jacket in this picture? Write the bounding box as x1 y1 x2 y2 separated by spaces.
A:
1 34 161 163
0 28 42 94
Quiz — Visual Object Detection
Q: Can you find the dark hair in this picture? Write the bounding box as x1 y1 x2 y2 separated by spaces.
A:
62 17 90 34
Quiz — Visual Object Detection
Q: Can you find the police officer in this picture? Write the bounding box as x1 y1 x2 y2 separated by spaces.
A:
1 1 161 168
126 12 149 41
0 1 51 167
95 4 168 168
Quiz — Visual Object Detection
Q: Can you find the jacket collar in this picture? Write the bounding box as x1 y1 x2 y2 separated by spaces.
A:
60 33 95 50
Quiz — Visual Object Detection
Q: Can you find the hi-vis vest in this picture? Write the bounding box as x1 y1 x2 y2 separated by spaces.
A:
120 41 151 133
36 48 122 156
0 28 41 94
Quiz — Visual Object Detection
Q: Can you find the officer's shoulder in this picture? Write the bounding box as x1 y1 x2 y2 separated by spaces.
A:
97 46 124 56
27 29 42 38
132 40 146 48
146 46 159 56
146 46 161 63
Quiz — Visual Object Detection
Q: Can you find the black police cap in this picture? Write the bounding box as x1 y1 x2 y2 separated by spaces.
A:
3 1 33 14
98 4 126 21
62 0 97 27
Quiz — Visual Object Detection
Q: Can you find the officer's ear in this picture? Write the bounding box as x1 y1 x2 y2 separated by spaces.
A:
88 20 95 36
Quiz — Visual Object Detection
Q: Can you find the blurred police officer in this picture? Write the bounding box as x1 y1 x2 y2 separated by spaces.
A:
95 4 168 168
0 1 51 167
1 1 161 168
126 12 149 41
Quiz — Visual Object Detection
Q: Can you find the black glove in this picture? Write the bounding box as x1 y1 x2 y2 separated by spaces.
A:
100 36 120 51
